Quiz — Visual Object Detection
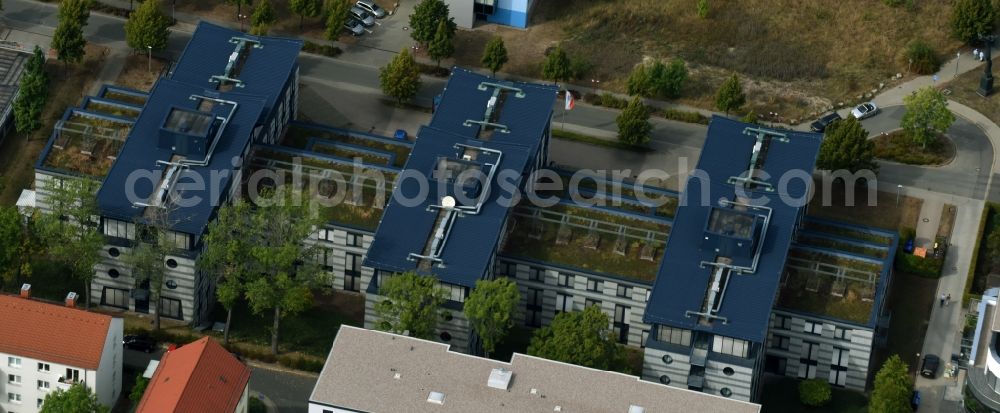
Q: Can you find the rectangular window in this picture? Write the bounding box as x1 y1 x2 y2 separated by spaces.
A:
101 287 129 309
803 320 823 335
657 326 692 346
799 341 820 379
773 314 792 330
7 356 20 367
8 392 20 403
584 298 601 309
103 218 136 240
345 253 362 292
37 398 44 408
160 297 183 320
771 334 790 350
613 304 630 344
641 330 650 348
557 273 573 287
7 374 20 384
586 279 602 292
616 284 631 298
528 267 543 282
555 293 572 314
442 283 466 302
495 262 514 277
37 380 49 390
64 368 80 384
345 232 362 247
834 327 851 340
713 336 750 358
38 362 49 372
526 288 543 327
317 229 334 242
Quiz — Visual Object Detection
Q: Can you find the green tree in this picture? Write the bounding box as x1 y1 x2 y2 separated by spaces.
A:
527 305 625 370
374 271 447 339
625 63 651 96
58 0 90 27
36 178 103 309
870 355 913 413
481 36 508 77
616 96 652 146
409 0 454 45
324 0 351 40
379 48 421 104
249 24 270 36
987 229 1000 266
697 0 709 18
13 46 49 134
123 207 177 332
199 200 255 345
904 39 941 75
228 0 253 20
816 117 878 174
463 278 519 357
125 0 170 53
41 383 109 413
128 374 149 406
427 18 454 67
901 86 955 148
52 20 86 70
715 73 745 115
799 378 832 407
542 45 571 86
952 0 996 43
648 59 687 98
243 187 326 355
0 207 24 290
251 0 277 29
290 0 322 29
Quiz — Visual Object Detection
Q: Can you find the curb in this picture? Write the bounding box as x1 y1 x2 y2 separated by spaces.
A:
246 359 321 378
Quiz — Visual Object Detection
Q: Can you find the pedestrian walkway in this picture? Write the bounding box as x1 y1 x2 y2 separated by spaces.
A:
88 47 127 95
915 197 944 249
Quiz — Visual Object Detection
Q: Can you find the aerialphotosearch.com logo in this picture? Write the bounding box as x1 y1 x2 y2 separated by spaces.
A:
122 155 881 212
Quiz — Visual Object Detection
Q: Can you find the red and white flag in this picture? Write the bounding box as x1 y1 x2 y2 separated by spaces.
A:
564 92 575 110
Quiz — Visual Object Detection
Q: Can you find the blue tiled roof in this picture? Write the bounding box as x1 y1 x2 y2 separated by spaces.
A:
642 116 822 343
96 78 266 235
170 22 302 120
364 69 557 288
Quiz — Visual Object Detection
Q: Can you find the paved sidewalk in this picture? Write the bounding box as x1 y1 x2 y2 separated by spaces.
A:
915 196 944 249
88 47 128 95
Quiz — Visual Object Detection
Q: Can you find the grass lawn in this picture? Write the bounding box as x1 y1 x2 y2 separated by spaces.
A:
808 181 922 232
872 271 937 378
873 130 955 165
760 375 867 413
947 58 1000 127
209 290 364 358
0 45 105 206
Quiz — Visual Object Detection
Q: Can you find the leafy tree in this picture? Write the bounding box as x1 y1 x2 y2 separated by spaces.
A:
463 278 519 357
630 59 688 99
249 24 270 36
251 0 277 29
290 0 322 29
13 46 49 134
41 383 109 413
870 355 912 413
740 110 759 124
427 19 454 67
243 187 326 355
0 207 26 290
125 0 170 53
901 86 955 148
374 271 447 339
625 64 651 96
952 0 996 43
904 39 940 75
697 0 709 18
816 117 878 174
52 20 86 70
35 178 103 309
987 229 1000 266
616 96 652 146
128 374 149 406
199 200 255 345
799 378 832 407
567 54 593 81
542 45 571 85
58 0 90 27
324 0 351 40
715 73 745 115
481 36 508 77
409 0 454 45
228 0 253 20
527 305 625 370
379 48 421 104
123 207 178 332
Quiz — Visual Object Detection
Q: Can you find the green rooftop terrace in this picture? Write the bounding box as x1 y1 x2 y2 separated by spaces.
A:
534 170 679 219
40 111 133 177
502 203 671 282
282 123 412 168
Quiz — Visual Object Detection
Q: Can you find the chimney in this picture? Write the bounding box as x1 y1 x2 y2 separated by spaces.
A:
65 292 78 308
20 283 31 299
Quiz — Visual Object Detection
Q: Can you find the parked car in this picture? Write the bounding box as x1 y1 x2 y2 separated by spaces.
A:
911 390 921 411
851 102 879 120
350 6 376 27
344 18 365 36
920 354 940 378
356 0 387 18
809 112 843 132
123 335 157 353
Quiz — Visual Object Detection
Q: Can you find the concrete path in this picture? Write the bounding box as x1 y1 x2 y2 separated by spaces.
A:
88 47 127 95
915 197 944 250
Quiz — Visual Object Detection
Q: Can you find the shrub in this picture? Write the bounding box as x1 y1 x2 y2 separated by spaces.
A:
656 108 710 124
599 93 629 109
697 0 709 18
277 354 326 372
895 251 944 278
568 55 593 81
416 62 451 77
302 41 342 57
905 39 940 75
799 378 832 407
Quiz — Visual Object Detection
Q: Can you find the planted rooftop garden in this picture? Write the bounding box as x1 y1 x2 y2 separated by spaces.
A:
282 123 411 168
102 89 148 107
776 247 886 324
41 111 133 177
534 170 679 219
84 100 141 120
502 202 671 281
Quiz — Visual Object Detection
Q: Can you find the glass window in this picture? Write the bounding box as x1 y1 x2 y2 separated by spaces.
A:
441 283 466 302
37 363 49 372
587 278 602 292
555 293 572 314
346 232 362 247
103 219 136 240
616 284 630 298
7 374 20 384
528 267 543 282
37 380 49 390
8 392 20 403
495 262 514 277
657 326 692 346
557 273 573 287
773 314 792 330
834 327 851 340
803 320 823 335
713 335 750 358
584 298 601 309
771 334 790 350
101 287 129 309
160 297 183 320
7 357 20 367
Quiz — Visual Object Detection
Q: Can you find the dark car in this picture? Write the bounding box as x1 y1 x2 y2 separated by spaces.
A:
810 112 843 133
123 335 157 353
911 390 921 411
920 354 940 378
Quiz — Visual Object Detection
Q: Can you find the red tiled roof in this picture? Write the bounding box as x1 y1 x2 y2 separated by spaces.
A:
0 294 112 369
136 337 251 413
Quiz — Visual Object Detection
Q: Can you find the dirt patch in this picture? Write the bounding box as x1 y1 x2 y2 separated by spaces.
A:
947 57 1000 126
808 180 923 231
938 203 956 239
114 53 168 92
873 130 956 166
0 44 106 206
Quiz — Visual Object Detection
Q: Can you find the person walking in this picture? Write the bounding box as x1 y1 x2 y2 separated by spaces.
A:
940 294 946 307
946 293 952 306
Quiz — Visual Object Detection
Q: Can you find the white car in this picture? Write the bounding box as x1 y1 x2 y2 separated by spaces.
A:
356 0 387 18
851 102 879 120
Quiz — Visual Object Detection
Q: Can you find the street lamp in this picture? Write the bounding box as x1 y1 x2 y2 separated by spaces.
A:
591 78 600 95
908 58 913 75
147 45 152 73
896 184 903 206
955 52 961 78
238 13 248 32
